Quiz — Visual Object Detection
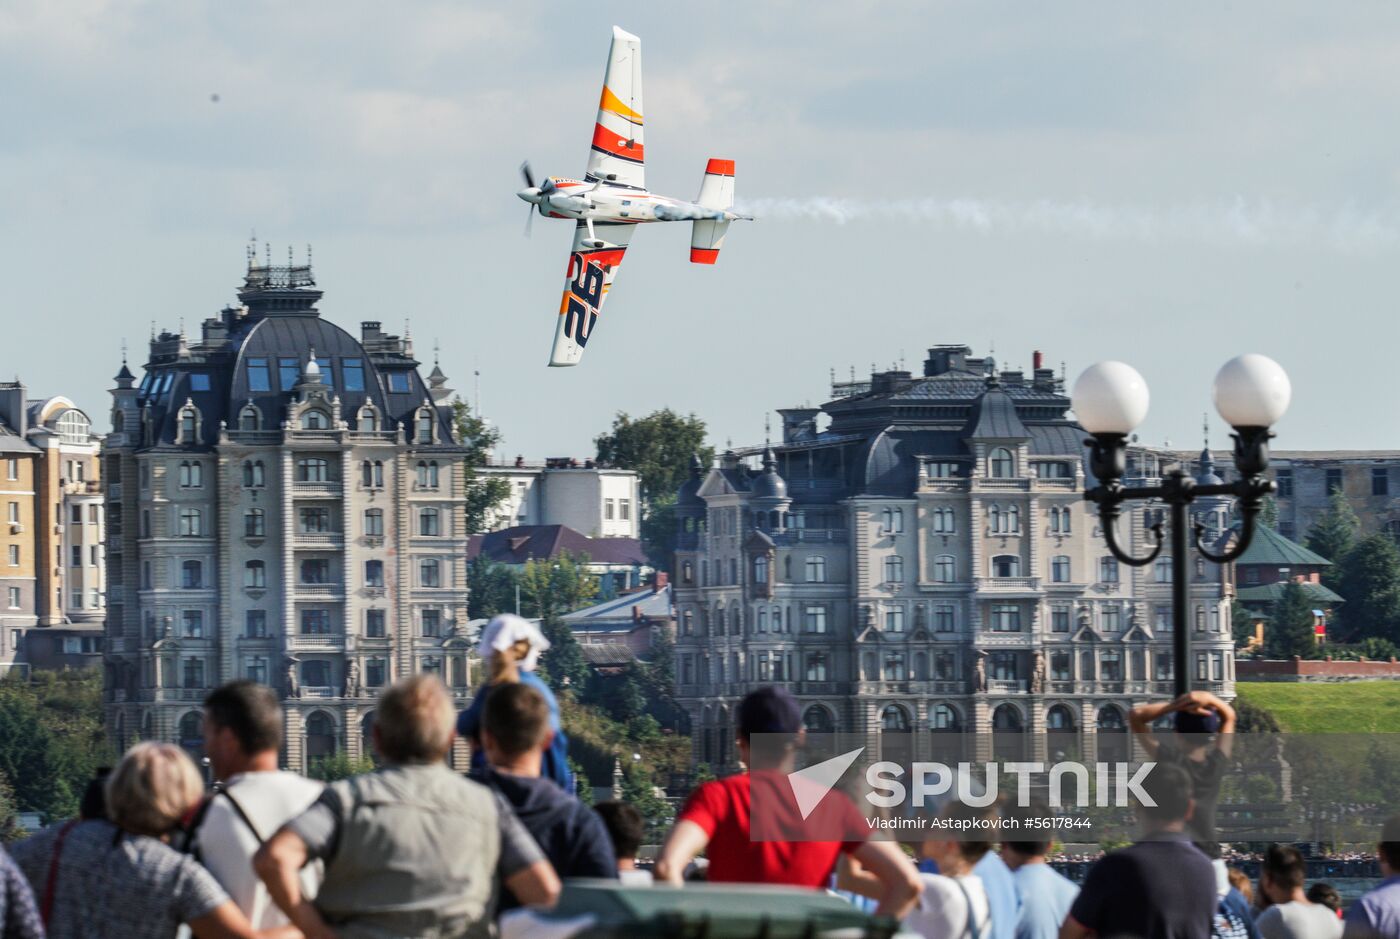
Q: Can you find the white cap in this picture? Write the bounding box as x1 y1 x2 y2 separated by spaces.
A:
478 613 550 672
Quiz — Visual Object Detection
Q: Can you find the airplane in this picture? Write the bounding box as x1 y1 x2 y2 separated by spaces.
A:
517 26 751 367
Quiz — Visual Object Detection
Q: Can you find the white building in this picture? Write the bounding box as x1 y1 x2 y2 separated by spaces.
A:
478 459 640 538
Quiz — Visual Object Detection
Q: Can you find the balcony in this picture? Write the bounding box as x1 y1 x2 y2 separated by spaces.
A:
295 583 344 599
301 686 336 699
292 480 340 497
975 577 1041 594
987 679 1028 693
770 529 846 545
288 634 346 651
294 532 344 549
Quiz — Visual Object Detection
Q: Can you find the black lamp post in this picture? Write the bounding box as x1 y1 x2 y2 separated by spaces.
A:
1072 355 1292 697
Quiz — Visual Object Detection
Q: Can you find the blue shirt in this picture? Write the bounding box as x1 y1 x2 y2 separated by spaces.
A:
1011 862 1078 939
1345 875 1400 939
458 672 575 794
974 851 1022 939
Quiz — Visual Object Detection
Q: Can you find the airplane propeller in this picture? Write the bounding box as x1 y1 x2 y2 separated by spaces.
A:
518 160 544 237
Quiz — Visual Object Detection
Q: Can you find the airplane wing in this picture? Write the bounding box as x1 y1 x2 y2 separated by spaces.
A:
549 220 637 367
586 26 644 191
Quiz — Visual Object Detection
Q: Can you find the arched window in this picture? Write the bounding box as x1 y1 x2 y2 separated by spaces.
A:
416 409 434 444
804 706 835 734
239 404 261 431
930 704 960 731
989 447 1015 478
301 409 330 430
419 507 441 536
1097 705 1126 731
992 704 1023 732
244 509 265 538
881 705 910 732
753 555 769 585
988 505 1001 533
932 506 956 533
179 405 199 443
1047 705 1076 731
1007 505 1020 532
934 555 956 583
992 555 1020 578
244 560 266 588
305 711 337 763
181 560 202 589
357 406 379 432
361 461 373 487
1098 705 1129 762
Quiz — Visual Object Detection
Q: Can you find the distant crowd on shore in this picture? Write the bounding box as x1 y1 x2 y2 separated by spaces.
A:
0 614 1397 939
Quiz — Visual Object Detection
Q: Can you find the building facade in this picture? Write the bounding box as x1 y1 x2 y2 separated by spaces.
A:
103 253 470 770
478 459 640 538
673 346 1236 771
0 383 106 673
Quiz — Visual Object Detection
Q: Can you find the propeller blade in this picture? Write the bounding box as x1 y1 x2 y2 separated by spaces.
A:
524 205 535 238
520 161 535 190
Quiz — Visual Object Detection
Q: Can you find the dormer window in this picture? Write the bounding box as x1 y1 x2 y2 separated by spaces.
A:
415 409 434 444
989 447 1015 478
356 404 379 432
238 404 261 431
301 409 330 430
177 402 200 444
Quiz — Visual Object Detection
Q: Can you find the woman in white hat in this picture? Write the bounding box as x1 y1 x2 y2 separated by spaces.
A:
457 613 575 792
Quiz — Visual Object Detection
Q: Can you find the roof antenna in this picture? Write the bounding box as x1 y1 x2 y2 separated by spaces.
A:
264 242 271 268
306 243 313 267
474 357 482 417
121 338 128 365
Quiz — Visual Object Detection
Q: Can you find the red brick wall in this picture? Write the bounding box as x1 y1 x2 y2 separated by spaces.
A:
1238 658 1400 680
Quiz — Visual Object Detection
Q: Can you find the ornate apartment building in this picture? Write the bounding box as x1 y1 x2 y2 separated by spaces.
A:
673 346 1236 770
0 383 106 672
103 252 470 770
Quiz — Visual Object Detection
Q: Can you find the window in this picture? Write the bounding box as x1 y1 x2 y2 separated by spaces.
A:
925 461 959 478
244 560 266 588
279 357 300 391
338 358 361 391
1051 652 1072 681
1195 652 1209 682
881 507 904 534
604 498 615 520
416 410 434 443
183 658 205 689
302 661 331 687
1275 468 1293 498
805 653 829 682
361 461 384 488
1051 555 1070 583
422 609 442 637
416 461 440 488
992 555 1020 578
931 506 956 533
188 372 210 392
179 407 198 441
934 555 956 583
182 610 204 638
753 555 769 585
300 507 332 533
302 609 331 635
1327 468 1343 494
365 560 384 588
990 604 1021 632
1211 652 1225 681
366 657 387 687
420 559 441 588
619 499 631 521
1154 555 1172 583
6 545 16 566
70 545 82 567
238 405 260 431
244 610 267 638
884 555 904 583
803 605 828 633
245 509 266 538
300 559 331 584
805 556 826 583
301 410 330 430
365 609 386 638
1102 605 1121 633
296 458 333 482
989 448 1015 478
5 459 16 480
6 587 18 609
1052 607 1070 633
178 461 202 488
419 508 441 536
181 560 202 589
682 561 693 584
388 372 412 393
364 509 384 537
884 651 907 681
1099 557 1119 584
241 461 264 488
1039 461 1072 479
885 607 905 633
1048 506 1072 534
178 508 202 537
991 651 1018 681
1195 606 1206 633
934 604 955 633
1375 467 1390 496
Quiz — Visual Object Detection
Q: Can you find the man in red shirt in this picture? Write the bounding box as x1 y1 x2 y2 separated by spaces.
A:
655 686 920 917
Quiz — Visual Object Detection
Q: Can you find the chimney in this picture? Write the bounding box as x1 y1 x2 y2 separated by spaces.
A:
1033 350 1044 370
652 571 669 593
0 381 27 437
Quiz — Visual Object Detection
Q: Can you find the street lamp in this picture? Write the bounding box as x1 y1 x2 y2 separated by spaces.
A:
1073 354 1291 697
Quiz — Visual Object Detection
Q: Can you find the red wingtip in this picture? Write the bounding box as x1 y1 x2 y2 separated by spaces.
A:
705 158 735 177
690 247 720 264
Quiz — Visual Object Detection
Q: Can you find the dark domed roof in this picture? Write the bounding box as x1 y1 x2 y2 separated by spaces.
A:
1195 446 1224 486
750 447 788 501
676 452 706 507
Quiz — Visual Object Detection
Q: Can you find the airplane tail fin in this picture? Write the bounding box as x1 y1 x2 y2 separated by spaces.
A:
691 158 734 264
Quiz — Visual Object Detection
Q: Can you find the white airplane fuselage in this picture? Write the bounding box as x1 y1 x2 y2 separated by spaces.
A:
517 177 740 240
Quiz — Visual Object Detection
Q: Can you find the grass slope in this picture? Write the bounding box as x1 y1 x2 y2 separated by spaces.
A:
1237 681 1400 733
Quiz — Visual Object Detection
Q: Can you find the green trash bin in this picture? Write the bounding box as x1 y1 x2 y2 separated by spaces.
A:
536 880 902 939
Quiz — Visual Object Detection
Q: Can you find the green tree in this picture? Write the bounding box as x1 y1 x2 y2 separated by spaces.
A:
1266 581 1319 659
451 397 512 533
1357 636 1400 661
0 671 113 822
1232 602 1259 650
0 768 19 842
467 556 520 620
1306 491 1361 592
518 551 598 622
308 752 376 782
539 617 592 694
639 495 679 572
1234 697 1282 734
1338 533 1400 643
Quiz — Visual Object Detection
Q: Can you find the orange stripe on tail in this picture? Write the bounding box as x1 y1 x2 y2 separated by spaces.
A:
690 248 719 264
705 158 735 176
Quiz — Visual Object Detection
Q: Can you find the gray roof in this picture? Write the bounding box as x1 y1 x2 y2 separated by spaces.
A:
0 419 37 454
963 385 1030 440
562 584 672 625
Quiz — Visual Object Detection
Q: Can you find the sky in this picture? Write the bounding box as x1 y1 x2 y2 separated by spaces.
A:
4 1 1400 459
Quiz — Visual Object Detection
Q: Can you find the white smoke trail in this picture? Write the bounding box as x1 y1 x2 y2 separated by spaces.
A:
732 195 1400 252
